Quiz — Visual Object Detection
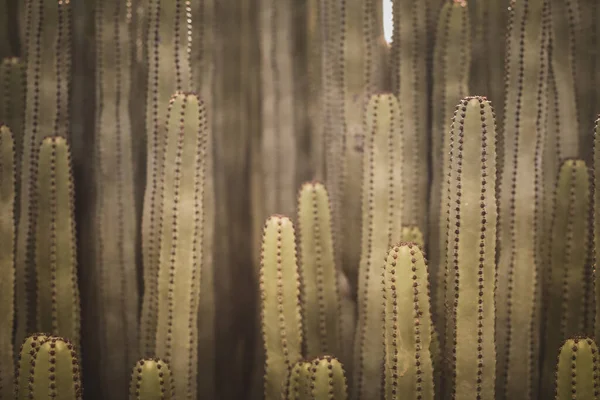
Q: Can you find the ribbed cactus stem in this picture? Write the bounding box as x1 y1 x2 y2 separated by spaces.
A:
541 159 593 400
153 92 207 399
15 333 48 400
0 58 25 186
311 356 348 399
555 337 600 400
353 93 403 400
35 136 80 352
383 242 435 400
297 181 342 359
594 116 600 342
0 125 14 400
400 225 424 249
284 360 312 400
29 336 83 400
443 96 497 399
260 215 303 400
129 359 174 400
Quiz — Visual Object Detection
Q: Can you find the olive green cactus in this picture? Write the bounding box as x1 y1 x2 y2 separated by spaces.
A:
383 242 435 400
15 333 48 400
541 159 593 400
284 360 312 400
129 358 174 400
442 96 497 399
259 215 303 400
555 337 600 400
352 93 403 400
0 58 25 183
0 125 14 400
15 0 72 349
400 225 424 251
595 116 600 342
297 181 342 359
311 356 348 399
153 92 208 399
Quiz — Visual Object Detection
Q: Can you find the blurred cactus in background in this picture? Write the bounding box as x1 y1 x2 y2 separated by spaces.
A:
0 0 599 399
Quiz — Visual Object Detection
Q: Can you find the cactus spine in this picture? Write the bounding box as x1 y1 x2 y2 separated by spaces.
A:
297 181 342 359
352 93 403 400
555 337 600 400
129 359 175 400
260 215 303 400
15 333 48 400
442 97 497 399
383 242 435 400
311 356 348 399
541 159 593 399
153 92 207 398
284 360 312 400
0 125 14 400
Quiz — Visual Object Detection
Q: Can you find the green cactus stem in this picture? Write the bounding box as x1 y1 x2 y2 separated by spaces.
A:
400 225 424 250
442 96 497 399
0 125 14 400
555 337 600 400
297 181 342 359
353 93 404 400
129 358 174 400
140 0 194 357
383 242 435 400
593 116 600 345
28 336 83 400
35 136 80 353
15 333 48 400
541 159 593 399
15 0 72 350
0 58 25 188
153 92 208 399
284 360 312 400
311 356 348 399
260 215 303 400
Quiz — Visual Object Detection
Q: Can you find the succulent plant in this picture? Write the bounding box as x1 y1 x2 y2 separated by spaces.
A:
400 226 424 249
555 337 600 400
15 333 48 400
0 58 25 184
129 358 175 400
311 356 348 399
284 359 312 400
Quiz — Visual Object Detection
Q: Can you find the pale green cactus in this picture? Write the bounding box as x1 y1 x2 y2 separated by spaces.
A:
352 93 404 400
129 359 174 400
555 337 600 400
35 136 80 352
153 92 208 399
311 356 348 400
297 181 342 359
260 215 303 400
383 242 434 400
15 333 48 400
442 97 497 399
400 225 424 250
0 125 14 400
593 116 600 346
284 360 312 400
0 58 25 184
541 159 593 400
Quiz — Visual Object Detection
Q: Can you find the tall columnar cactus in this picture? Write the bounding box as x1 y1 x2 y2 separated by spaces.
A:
383 242 435 400
15 333 48 400
297 181 342 360
390 0 428 233
284 360 312 400
352 93 403 400
541 159 593 399
428 0 471 310
311 356 348 399
140 0 194 357
129 359 175 400
28 336 83 400
94 0 140 396
153 92 208 399
442 97 497 399
555 337 600 400
0 58 25 185
16 0 72 349
400 226 424 249
593 116 600 344
496 0 550 398
0 125 14 400
260 215 303 400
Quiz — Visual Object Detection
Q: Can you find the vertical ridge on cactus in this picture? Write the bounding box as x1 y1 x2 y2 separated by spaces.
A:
283 359 312 400
555 337 600 400
15 333 48 400
593 116 600 343
0 125 14 400
383 242 435 400
311 356 348 399
260 215 303 400
129 358 175 400
0 58 25 189
352 93 403 400
400 225 424 249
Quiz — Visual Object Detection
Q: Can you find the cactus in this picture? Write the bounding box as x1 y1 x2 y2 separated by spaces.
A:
153 92 208 399
352 93 403 400
140 0 194 357
496 0 550 398
593 116 600 345
400 226 424 249
129 358 175 400
0 125 14 400
0 58 25 187
15 333 48 400
284 360 312 400
383 242 435 400
260 215 303 400
441 96 497 399
28 336 83 399
555 337 600 400
15 0 72 349
297 181 342 359
311 356 348 400
541 159 593 399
